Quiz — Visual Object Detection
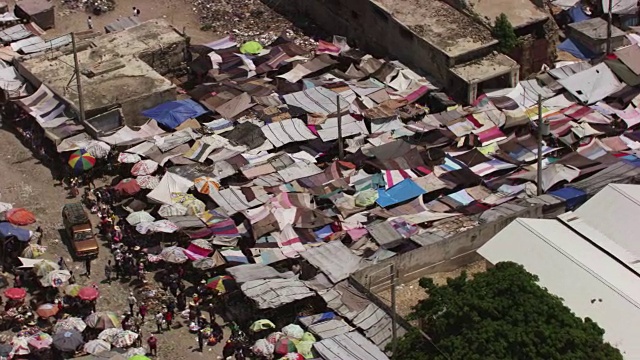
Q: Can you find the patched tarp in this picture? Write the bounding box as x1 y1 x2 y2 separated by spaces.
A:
142 99 208 129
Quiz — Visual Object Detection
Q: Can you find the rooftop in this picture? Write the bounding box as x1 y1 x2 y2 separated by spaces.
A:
373 0 496 57
450 53 518 83
467 0 549 28
568 17 626 40
479 217 640 358
17 19 185 120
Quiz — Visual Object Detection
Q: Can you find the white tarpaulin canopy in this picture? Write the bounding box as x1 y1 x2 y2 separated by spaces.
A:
558 63 625 104
147 172 194 204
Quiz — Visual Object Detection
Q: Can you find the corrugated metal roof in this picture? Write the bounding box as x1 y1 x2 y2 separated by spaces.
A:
572 162 640 194
313 331 389 360
240 277 315 309
21 34 72 54
104 16 141 33
564 184 640 271
479 218 640 358
352 303 406 349
226 263 290 283
299 315 354 339
0 24 33 42
300 242 364 283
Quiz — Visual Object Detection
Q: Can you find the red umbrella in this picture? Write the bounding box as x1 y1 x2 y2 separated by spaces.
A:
114 178 141 196
6 208 36 226
4 287 26 300
78 287 99 301
36 303 59 318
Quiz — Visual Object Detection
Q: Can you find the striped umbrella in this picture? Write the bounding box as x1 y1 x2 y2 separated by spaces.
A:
194 176 220 194
68 149 96 172
85 311 121 329
205 275 234 294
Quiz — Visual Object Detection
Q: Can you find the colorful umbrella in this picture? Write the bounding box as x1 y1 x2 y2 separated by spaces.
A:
36 303 59 318
205 275 234 294
274 337 297 355
157 203 187 217
83 339 111 354
68 149 96 172
64 284 82 297
97 328 121 343
40 270 71 287
28 332 52 349
78 286 99 301
6 208 36 225
126 211 155 225
10 337 29 355
171 193 206 215
118 152 141 164
84 141 110 159
282 324 304 340
4 287 26 300
131 159 158 176
85 311 121 329
191 257 217 270
21 243 46 258
160 246 188 264
194 176 220 195
136 175 160 189
111 330 138 348
33 260 59 277
266 332 285 344
190 239 213 251
114 178 141 196
252 339 275 357
52 329 84 352
280 353 305 360
54 317 86 333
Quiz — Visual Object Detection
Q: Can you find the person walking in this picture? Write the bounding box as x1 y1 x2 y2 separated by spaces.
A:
154 312 163 334
139 303 147 323
147 334 157 356
87 16 93 29
197 329 204 352
127 292 137 315
84 259 92 277
104 261 112 284
132 6 140 16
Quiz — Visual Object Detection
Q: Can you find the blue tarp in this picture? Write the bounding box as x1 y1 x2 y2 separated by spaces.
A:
141 99 208 129
557 38 597 60
621 154 640 167
376 179 426 207
0 222 31 241
549 187 588 210
567 5 590 23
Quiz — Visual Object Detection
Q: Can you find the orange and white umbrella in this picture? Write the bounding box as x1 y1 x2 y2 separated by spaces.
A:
194 176 220 195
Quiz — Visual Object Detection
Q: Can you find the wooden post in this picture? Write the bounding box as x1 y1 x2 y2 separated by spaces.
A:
71 33 85 122
536 93 543 196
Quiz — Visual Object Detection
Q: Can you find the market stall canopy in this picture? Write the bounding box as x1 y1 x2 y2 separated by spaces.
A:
147 172 193 204
141 99 207 130
5 208 36 226
0 222 31 241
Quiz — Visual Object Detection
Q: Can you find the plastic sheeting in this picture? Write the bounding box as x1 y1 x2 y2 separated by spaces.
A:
146 172 194 204
141 99 207 129
558 63 625 104
376 179 426 207
549 187 588 210
557 38 597 60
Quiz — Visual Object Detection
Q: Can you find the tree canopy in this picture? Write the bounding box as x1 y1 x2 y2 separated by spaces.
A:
492 13 519 53
389 262 622 360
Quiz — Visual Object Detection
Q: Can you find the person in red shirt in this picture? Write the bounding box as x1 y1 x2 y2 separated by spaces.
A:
147 334 157 356
164 309 172 330
138 303 148 323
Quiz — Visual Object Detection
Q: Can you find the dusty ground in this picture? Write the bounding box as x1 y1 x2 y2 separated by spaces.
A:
7 0 214 44
0 127 229 358
377 261 488 319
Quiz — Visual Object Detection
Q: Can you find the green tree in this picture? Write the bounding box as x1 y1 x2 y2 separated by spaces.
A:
388 262 623 360
492 13 519 53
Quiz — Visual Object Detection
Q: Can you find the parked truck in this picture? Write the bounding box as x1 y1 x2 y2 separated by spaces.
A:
62 203 99 259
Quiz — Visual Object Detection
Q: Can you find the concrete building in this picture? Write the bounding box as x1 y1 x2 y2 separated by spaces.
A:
272 0 519 104
15 19 188 126
567 17 628 54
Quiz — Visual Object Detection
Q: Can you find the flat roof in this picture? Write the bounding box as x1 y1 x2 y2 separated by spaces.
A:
450 53 518 83
569 17 625 40
467 0 549 28
479 218 640 358
373 0 496 57
18 19 183 114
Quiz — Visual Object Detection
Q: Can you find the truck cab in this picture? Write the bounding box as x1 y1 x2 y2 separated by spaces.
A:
62 203 99 259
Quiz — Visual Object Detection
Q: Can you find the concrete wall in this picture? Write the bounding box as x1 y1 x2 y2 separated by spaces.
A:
138 37 187 75
267 0 492 92
352 203 545 292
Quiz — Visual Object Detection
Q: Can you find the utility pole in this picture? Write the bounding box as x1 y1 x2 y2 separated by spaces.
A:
536 93 543 196
606 0 613 54
390 264 398 355
336 95 344 160
71 32 86 122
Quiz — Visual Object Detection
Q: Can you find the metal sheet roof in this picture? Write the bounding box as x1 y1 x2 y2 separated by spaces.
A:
571 162 640 193
240 277 315 309
300 242 364 283
313 331 389 360
479 218 640 358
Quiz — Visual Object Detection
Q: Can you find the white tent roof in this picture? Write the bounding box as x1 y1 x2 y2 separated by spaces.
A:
558 63 625 104
479 218 640 358
146 172 193 204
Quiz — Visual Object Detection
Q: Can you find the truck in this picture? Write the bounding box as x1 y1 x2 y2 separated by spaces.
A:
61 203 99 259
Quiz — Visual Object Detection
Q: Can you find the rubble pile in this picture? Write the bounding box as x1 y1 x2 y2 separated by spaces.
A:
191 0 317 51
61 0 116 13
